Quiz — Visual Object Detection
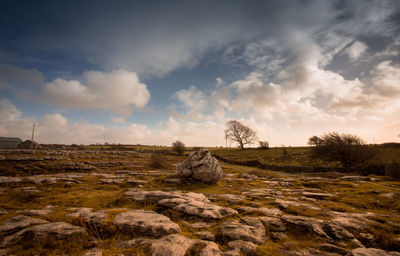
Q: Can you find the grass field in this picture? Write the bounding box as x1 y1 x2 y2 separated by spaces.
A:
210 143 400 168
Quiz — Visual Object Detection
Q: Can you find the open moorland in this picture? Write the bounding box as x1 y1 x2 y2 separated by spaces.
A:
0 148 399 256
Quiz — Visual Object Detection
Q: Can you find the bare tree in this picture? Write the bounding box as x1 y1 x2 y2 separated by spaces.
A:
225 120 258 149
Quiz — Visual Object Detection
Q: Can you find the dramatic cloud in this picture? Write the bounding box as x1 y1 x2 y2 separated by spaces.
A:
43 70 150 116
345 41 368 61
175 85 207 120
0 99 22 120
0 64 44 89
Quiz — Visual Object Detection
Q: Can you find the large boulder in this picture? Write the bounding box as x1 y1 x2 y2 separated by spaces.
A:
177 148 222 184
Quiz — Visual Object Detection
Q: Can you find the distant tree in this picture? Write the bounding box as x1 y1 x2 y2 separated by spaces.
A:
171 140 185 155
309 132 376 169
258 141 269 149
307 135 321 146
225 120 258 149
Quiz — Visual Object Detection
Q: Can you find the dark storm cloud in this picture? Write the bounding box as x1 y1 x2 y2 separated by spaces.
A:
0 0 341 75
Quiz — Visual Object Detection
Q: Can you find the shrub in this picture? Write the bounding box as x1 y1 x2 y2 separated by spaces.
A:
385 161 400 180
258 141 269 149
149 153 167 169
171 140 185 155
309 132 376 169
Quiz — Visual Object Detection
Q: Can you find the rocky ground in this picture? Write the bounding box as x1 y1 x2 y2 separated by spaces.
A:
0 149 399 256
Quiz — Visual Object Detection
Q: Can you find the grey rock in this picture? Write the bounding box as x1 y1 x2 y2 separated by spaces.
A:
113 210 181 237
238 173 258 180
259 216 286 232
19 209 52 216
330 216 369 231
177 148 222 184
238 207 282 217
220 217 266 244
337 176 371 182
227 240 258 254
275 199 322 212
0 215 49 236
281 215 331 240
82 248 103 256
158 197 237 219
349 248 400 256
319 243 349 255
217 194 245 204
66 208 108 228
147 234 220 256
125 188 210 204
2 222 88 247
0 177 23 184
198 241 223 256
196 231 215 241
302 192 337 199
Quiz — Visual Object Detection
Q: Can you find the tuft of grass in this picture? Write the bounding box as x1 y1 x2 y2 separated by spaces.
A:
148 152 168 169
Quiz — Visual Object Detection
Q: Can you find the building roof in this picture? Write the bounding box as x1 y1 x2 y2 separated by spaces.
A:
0 137 23 142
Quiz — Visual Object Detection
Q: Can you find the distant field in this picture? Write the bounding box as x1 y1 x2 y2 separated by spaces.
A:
210 144 400 168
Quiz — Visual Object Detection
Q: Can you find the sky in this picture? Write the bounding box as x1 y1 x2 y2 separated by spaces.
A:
0 0 400 147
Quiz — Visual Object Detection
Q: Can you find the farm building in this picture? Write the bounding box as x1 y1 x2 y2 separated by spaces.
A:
17 140 41 149
0 137 23 149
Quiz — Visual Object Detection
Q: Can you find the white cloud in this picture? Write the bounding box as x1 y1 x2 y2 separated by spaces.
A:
175 85 207 120
43 69 150 116
0 99 22 120
370 61 400 97
345 41 368 61
110 117 126 124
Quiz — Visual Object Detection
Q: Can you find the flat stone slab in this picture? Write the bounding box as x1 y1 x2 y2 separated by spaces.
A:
0 215 49 236
2 222 88 247
220 217 266 244
66 208 108 228
125 188 210 204
158 197 238 219
237 207 282 217
113 210 181 237
116 234 222 256
349 248 400 256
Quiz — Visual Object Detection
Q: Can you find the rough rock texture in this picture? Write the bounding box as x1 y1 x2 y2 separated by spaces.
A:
238 207 282 217
125 188 210 204
2 222 88 247
227 240 258 254
82 248 103 256
177 148 222 184
158 197 237 219
196 231 215 241
116 234 222 256
220 217 266 244
126 188 237 219
113 210 181 237
66 208 108 228
0 215 49 236
349 248 400 256
281 215 331 240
